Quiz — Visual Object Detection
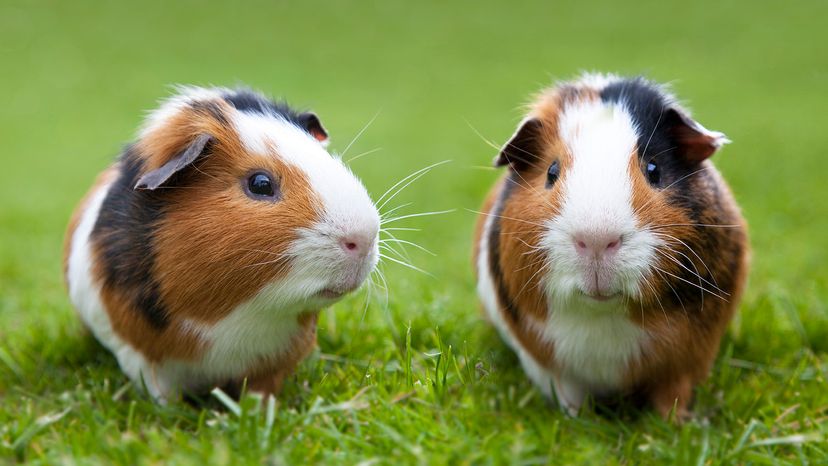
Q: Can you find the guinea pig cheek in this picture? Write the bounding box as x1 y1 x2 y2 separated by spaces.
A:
627 163 694 305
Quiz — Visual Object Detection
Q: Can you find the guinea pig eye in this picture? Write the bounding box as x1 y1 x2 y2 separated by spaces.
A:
546 161 560 189
244 171 280 200
646 162 661 186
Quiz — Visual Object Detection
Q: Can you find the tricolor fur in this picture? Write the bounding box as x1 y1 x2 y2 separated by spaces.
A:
474 74 749 419
64 87 380 401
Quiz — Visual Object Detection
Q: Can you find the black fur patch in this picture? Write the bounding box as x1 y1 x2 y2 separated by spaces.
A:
92 146 170 329
487 175 523 324
221 89 309 132
599 78 700 192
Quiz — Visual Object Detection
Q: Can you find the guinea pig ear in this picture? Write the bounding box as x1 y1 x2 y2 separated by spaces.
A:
134 133 214 190
297 112 329 147
494 117 544 170
667 108 730 164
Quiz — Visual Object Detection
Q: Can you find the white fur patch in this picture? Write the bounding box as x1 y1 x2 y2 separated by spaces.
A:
556 101 639 245
155 266 358 397
537 304 648 390
178 286 305 383
575 72 622 91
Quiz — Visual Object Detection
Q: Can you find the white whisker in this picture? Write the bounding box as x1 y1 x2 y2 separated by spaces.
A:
380 243 411 263
650 231 722 288
375 160 451 208
377 161 451 211
649 223 742 229
381 227 421 233
340 111 381 158
381 209 456 226
634 166 711 216
378 253 433 277
380 202 413 220
652 265 729 302
380 238 436 256
344 147 383 164
464 208 547 228
654 245 726 295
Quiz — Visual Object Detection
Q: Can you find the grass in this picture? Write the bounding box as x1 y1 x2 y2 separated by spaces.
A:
1 0 827 463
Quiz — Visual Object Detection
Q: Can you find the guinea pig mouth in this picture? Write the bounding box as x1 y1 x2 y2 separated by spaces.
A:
317 288 347 300
316 284 360 300
580 290 621 302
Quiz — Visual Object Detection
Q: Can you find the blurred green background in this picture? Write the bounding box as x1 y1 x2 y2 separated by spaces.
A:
1 0 826 463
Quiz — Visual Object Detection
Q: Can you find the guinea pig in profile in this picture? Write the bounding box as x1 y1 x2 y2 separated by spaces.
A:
64 87 380 402
473 74 749 420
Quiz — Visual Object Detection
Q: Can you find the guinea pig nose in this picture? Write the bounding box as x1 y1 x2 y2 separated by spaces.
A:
339 233 374 257
573 232 623 258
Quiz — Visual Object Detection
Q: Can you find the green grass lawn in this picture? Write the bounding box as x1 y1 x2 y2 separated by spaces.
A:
2 0 827 463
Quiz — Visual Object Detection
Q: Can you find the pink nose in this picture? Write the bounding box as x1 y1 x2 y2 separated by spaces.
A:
339 233 374 257
573 232 623 259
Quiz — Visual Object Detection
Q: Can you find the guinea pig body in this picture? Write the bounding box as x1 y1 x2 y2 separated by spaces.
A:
64 87 380 402
473 74 749 419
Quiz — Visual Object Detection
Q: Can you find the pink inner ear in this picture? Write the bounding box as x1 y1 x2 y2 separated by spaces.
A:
310 129 328 143
673 115 729 164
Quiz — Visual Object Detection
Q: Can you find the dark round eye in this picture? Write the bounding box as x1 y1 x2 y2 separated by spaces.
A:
646 162 661 186
245 172 279 200
546 161 560 189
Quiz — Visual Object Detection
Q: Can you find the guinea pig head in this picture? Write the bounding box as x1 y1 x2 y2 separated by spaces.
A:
494 76 729 309
132 87 379 323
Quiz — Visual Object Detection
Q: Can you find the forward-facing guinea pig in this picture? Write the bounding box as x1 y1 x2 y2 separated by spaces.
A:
473 74 749 419
64 87 380 402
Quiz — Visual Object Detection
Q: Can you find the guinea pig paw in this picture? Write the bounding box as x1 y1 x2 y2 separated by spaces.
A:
552 375 587 417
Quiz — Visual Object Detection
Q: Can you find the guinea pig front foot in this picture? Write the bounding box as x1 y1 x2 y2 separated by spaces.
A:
234 367 293 399
647 375 693 423
552 374 587 417
519 354 586 416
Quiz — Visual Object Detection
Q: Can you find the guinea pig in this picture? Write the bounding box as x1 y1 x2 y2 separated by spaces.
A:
64 86 380 402
473 74 749 420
